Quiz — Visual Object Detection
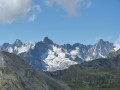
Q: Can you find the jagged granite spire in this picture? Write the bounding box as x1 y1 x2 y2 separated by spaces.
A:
13 39 23 47
43 37 54 44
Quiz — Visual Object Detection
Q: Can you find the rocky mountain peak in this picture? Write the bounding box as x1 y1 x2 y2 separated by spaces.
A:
96 39 112 47
13 39 23 47
43 37 54 45
2 43 10 47
98 39 105 44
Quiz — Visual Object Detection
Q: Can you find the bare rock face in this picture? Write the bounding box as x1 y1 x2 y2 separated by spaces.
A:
0 52 71 90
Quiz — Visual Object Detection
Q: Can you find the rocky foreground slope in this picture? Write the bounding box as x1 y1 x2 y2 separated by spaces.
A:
0 52 71 90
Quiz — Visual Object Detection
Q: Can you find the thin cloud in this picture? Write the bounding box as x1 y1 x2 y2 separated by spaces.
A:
29 5 41 22
32 5 41 13
86 0 92 8
44 0 92 17
29 14 36 22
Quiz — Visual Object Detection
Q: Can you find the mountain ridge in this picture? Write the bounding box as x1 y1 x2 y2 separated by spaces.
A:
0 37 119 71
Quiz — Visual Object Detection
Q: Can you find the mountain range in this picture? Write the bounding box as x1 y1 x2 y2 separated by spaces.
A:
0 38 120 90
1 48 120 90
0 37 119 71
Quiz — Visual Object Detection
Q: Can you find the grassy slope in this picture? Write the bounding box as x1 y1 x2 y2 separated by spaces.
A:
48 53 120 90
63 68 120 90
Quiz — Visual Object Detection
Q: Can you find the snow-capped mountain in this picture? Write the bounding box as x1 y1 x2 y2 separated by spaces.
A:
0 37 119 71
0 39 33 54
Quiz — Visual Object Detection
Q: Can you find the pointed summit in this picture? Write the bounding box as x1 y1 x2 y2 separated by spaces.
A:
97 39 112 45
43 37 54 44
97 39 106 45
99 39 104 42
13 39 23 47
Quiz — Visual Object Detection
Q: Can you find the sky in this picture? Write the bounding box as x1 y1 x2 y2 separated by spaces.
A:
0 0 120 45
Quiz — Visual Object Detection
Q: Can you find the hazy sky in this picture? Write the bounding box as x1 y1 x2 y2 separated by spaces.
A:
0 0 120 45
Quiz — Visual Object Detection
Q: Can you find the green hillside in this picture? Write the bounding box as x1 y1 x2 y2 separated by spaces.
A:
48 50 120 90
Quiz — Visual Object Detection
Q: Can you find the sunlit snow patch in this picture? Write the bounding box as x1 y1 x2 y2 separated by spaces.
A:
17 42 33 54
43 46 77 71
